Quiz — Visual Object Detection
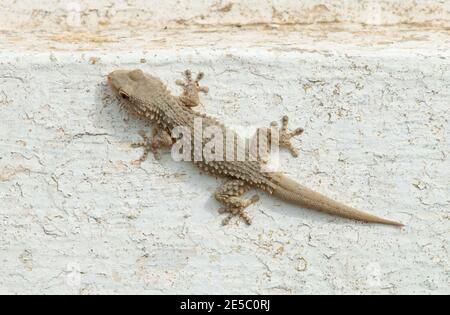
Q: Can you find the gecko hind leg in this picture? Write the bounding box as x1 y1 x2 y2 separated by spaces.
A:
175 69 209 107
271 115 304 157
131 127 173 163
215 179 259 225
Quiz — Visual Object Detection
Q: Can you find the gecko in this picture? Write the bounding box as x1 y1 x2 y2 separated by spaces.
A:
107 69 403 227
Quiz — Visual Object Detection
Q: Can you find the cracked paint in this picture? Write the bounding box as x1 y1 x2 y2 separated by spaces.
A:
0 1 449 295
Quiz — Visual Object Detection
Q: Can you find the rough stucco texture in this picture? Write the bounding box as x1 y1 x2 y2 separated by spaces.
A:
1 0 450 30
0 1 449 295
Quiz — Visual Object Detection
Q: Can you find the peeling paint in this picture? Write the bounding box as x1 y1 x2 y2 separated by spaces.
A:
0 1 449 295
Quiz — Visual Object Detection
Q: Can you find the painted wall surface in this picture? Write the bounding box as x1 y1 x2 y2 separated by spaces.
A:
0 1 449 294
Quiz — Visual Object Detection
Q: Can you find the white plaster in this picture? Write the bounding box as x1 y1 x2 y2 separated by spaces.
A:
0 1 449 294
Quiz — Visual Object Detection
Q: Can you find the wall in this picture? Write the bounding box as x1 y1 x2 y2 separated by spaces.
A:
0 1 449 294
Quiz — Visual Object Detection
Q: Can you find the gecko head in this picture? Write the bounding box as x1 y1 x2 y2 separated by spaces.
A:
107 69 145 101
107 69 167 116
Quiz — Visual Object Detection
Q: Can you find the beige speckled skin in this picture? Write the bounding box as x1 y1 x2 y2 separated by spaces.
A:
107 69 402 227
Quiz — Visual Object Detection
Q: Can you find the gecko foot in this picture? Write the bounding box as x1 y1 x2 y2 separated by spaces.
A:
218 195 259 226
271 115 304 157
131 130 157 163
215 180 259 225
131 128 173 164
176 69 209 107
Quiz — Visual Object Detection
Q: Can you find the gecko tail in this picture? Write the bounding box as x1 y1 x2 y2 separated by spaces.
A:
267 173 403 227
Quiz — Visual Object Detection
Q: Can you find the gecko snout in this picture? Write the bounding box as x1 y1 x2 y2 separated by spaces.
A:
107 72 115 84
107 71 120 91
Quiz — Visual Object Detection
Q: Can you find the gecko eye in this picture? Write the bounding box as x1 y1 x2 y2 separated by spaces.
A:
119 90 130 100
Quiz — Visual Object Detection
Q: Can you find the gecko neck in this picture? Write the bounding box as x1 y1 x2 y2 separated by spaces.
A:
132 96 198 132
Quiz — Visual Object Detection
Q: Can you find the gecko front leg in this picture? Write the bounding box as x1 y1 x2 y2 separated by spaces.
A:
215 179 260 225
254 115 304 160
269 115 304 157
175 69 209 107
131 127 173 163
